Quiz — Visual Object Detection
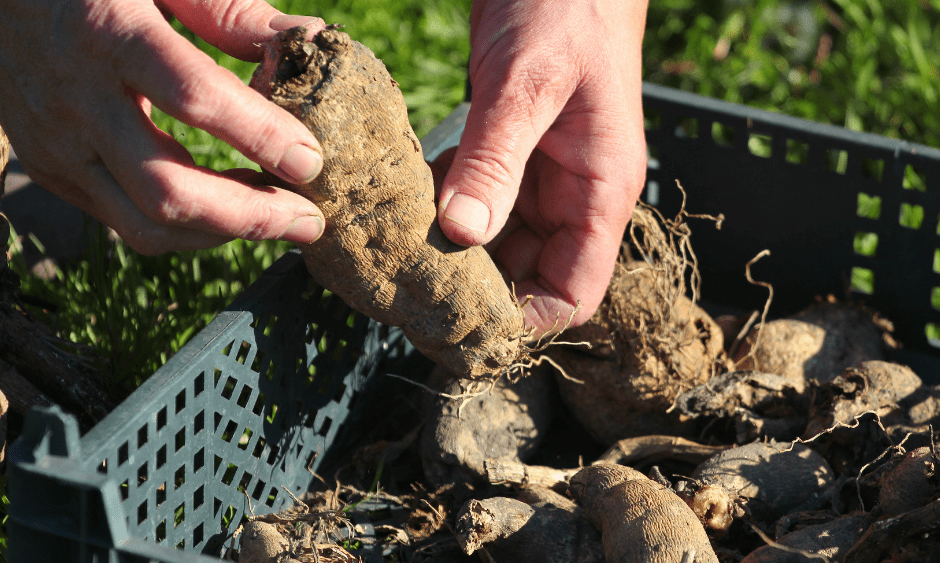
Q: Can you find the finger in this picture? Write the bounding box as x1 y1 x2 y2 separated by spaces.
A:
438 62 573 247
82 162 234 254
92 99 326 249
115 13 325 187
515 225 622 333
161 0 325 61
493 224 542 284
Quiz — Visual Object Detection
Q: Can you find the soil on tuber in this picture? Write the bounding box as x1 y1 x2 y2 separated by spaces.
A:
734 301 888 389
419 364 556 486
691 441 834 524
569 463 720 563
250 26 528 379
740 513 870 563
547 205 726 445
455 495 604 563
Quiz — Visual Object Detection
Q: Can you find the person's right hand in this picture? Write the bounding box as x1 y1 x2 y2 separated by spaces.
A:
0 0 328 255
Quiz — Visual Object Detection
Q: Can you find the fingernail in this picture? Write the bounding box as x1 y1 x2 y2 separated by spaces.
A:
282 215 325 244
269 15 325 38
444 193 490 234
278 144 323 184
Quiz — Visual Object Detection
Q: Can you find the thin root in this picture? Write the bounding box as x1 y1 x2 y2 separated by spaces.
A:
735 249 772 370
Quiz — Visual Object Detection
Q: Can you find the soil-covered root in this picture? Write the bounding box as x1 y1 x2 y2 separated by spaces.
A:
691 441 834 524
239 521 291 563
514 485 582 513
545 204 726 445
677 370 809 443
593 434 731 470
454 496 604 563
803 361 922 443
876 446 938 518
902 384 940 427
843 498 940 563
568 463 719 563
419 365 555 486
484 459 580 492
250 26 526 379
735 301 887 389
740 513 870 563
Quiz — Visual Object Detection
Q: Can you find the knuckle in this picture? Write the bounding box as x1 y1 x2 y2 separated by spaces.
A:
502 58 570 117
138 168 197 225
233 197 281 241
168 63 219 127
120 225 171 256
461 148 519 198
236 115 289 163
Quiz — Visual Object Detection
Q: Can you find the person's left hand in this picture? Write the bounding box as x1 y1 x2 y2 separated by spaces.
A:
435 0 650 334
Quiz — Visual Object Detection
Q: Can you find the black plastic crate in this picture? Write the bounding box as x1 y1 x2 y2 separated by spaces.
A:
642 83 940 379
8 84 940 563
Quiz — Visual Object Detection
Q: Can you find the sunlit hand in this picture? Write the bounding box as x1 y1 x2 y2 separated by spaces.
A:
0 0 328 254
437 0 649 333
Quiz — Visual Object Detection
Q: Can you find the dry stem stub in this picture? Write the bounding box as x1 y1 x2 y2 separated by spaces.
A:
250 27 527 379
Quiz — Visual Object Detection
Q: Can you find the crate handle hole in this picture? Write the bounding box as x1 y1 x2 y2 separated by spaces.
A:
857 193 881 220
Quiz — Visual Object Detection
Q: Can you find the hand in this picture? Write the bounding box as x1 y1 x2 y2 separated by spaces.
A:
436 0 649 333
0 0 328 255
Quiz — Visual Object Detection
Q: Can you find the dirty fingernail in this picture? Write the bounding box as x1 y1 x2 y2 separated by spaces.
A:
282 215 324 244
278 144 323 184
444 193 490 234
269 14 325 36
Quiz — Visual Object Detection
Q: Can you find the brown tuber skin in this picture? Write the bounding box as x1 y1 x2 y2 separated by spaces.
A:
549 255 726 445
877 446 937 518
238 521 290 563
420 365 556 486
250 27 526 379
455 496 604 563
735 302 886 389
804 361 922 442
569 464 719 563
691 441 834 523
740 514 869 563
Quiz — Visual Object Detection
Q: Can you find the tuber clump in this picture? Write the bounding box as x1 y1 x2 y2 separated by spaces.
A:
547 205 726 444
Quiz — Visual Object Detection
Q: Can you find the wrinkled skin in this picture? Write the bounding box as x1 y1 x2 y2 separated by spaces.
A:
0 0 329 254
436 0 649 332
0 0 649 335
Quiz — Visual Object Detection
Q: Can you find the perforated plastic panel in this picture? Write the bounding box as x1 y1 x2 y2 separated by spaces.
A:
83 254 414 554
8 252 415 562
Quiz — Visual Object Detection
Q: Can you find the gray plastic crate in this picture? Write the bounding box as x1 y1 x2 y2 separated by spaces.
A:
9 84 940 563
8 252 418 562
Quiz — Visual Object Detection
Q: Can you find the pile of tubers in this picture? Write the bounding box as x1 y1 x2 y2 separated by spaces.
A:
239 27 940 563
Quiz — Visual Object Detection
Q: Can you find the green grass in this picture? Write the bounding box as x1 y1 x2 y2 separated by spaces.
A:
645 0 940 146
9 0 940 398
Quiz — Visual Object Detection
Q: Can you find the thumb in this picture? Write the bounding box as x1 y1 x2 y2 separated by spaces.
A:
438 72 565 247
